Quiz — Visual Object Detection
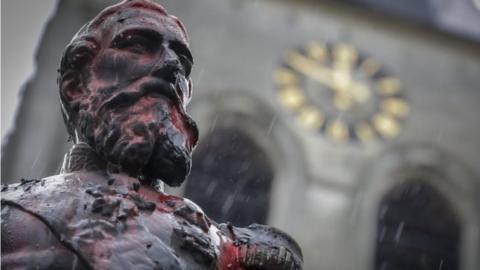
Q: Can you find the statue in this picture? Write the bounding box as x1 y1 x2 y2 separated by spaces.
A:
1 1 303 269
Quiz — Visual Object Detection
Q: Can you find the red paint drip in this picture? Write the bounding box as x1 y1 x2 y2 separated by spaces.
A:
216 242 244 270
138 186 182 213
156 193 183 212
168 103 196 150
157 193 183 203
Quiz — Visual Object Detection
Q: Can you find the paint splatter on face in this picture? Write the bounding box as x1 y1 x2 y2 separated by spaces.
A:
59 5 198 186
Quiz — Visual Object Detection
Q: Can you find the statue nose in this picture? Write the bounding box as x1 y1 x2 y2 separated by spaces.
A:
151 49 182 83
163 48 182 72
152 65 173 82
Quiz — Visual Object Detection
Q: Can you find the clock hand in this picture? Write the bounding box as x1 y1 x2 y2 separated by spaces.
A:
287 50 371 109
286 51 335 89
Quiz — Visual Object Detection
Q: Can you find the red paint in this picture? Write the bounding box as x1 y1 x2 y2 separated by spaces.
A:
137 185 181 213
169 102 197 150
217 242 244 270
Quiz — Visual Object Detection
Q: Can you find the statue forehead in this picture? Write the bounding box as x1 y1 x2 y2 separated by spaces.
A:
96 8 188 44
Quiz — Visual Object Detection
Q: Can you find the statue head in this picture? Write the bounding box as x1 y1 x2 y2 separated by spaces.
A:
58 0 198 186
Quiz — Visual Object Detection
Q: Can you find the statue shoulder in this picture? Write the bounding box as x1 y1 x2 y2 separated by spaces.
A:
1 173 85 205
1 203 90 269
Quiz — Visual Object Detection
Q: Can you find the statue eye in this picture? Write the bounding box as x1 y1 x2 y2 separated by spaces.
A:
112 33 157 54
69 43 96 68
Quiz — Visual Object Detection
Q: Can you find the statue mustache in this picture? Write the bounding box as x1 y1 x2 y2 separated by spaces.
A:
97 77 182 115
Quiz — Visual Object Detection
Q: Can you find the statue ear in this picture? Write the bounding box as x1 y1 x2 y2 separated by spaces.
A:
59 36 98 109
60 73 85 112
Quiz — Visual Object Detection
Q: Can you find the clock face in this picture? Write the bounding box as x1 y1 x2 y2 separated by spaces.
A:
274 41 409 144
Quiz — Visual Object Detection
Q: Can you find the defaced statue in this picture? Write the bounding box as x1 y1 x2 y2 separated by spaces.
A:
1 1 303 269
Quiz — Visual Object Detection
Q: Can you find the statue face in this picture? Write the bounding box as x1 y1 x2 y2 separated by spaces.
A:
65 7 198 186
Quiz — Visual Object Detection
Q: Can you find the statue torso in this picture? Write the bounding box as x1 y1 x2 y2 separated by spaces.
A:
1 172 229 270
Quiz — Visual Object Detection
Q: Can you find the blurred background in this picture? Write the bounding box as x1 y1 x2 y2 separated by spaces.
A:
2 0 480 269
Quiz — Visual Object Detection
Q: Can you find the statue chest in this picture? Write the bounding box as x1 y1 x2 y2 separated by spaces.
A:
1 174 223 270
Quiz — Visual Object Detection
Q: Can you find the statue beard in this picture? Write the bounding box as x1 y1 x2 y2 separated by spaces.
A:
76 87 197 187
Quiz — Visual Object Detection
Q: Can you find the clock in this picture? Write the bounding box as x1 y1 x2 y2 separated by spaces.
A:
273 41 409 144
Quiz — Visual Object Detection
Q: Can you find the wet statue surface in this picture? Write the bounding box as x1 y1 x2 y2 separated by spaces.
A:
1 1 303 269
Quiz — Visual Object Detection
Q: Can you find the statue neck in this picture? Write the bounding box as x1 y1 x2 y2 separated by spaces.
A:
60 142 165 192
61 142 107 173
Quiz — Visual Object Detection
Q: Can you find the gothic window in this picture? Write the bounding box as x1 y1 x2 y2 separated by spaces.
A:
375 181 461 270
184 127 274 227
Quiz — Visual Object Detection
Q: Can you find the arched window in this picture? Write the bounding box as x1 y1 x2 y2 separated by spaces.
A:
184 127 274 227
375 181 461 270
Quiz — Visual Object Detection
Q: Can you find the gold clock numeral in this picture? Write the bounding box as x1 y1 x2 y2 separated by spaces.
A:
274 68 298 85
286 51 310 70
360 58 380 77
376 78 402 96
381 98 409 118
333 43 358 70
355 122 375 142
372 113 400 138
327 119 348 143
306 41 327 62
278 86 305 110
298 107 324 130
